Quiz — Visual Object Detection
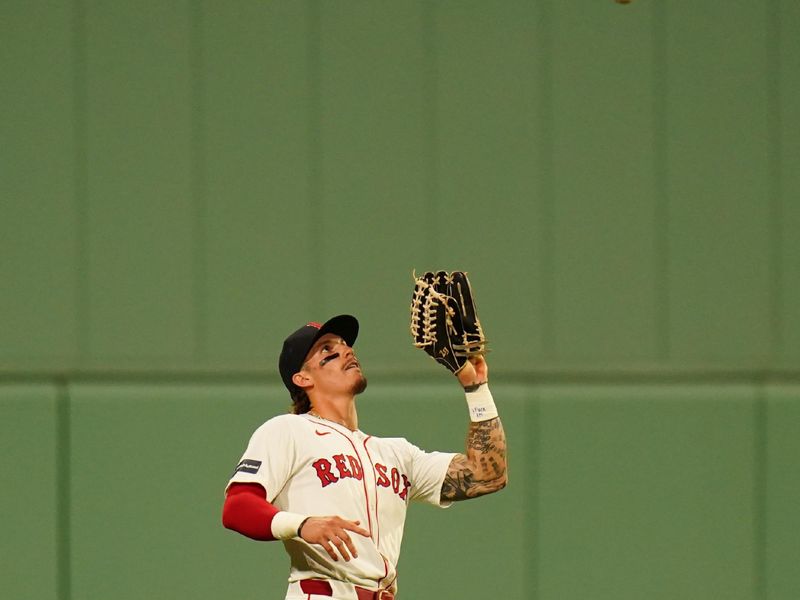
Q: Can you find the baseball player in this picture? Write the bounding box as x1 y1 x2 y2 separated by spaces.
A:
222 313 507 600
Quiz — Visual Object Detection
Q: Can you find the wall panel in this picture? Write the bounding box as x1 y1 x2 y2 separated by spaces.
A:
201 1 314 369
83 1 196 366
0 1 796 376
765 385 800 599
550 1 659 364
69 383 288 599
316 2 431 372
536 385 757 600
0 385 59 600
434 0 542 371
0 1 78 368
665 2 771 366
777 1 800 366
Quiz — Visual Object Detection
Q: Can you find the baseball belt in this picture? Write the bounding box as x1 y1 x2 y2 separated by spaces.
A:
299 579 395 600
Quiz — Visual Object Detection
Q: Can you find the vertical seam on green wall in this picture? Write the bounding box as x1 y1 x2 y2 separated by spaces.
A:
307 0 323 315
422 0 439 264
754 384 767 600
652 0 670 363
528 391 541 600
190 1 208 365
765 0 783 368
537 0 555 363
73 0 89 369
56 380 72 600
761 6 781 596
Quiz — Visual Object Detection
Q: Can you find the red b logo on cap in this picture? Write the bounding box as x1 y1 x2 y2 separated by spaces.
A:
307 322 322 329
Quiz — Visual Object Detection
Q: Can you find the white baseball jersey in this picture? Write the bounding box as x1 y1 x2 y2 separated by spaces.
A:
227 413 456 593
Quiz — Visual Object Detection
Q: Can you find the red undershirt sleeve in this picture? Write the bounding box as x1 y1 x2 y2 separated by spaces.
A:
222 483 279 541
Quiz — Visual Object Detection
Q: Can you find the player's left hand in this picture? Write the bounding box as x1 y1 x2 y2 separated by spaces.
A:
456 355 488 389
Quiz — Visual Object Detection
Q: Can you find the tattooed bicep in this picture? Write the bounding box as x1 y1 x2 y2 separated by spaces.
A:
441 454 473 502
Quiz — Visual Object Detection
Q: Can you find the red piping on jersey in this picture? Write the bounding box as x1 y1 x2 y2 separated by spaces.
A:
363 436 396 593
361 436 380 548
308 418 374 541
382 555 396 592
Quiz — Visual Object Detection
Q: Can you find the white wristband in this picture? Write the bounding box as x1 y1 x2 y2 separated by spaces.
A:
271 511 309 540
465 383 498 422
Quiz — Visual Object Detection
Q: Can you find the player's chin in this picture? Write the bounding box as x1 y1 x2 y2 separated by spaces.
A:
350 374 368 396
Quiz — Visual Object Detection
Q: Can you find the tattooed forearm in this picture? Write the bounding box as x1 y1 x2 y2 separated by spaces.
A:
441 417 507 502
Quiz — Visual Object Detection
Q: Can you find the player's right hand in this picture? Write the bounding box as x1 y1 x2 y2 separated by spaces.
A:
297 516 370 562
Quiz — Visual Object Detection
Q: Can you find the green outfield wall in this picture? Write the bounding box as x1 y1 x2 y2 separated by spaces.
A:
1 1 798 599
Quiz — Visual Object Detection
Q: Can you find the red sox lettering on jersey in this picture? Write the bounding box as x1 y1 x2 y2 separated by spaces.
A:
312 454 412 501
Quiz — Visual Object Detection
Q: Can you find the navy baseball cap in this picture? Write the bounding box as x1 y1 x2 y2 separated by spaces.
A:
279 314 359 392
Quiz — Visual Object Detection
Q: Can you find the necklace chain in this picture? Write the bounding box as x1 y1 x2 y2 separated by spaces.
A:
308 410 337 424
308 410 352 430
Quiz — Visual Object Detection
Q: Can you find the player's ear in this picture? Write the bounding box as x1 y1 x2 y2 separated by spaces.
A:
292 371 313 390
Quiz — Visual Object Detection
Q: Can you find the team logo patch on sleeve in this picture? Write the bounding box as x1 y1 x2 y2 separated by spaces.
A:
234 459 262 475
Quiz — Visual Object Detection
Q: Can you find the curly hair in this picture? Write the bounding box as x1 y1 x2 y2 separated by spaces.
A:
290 387 311 415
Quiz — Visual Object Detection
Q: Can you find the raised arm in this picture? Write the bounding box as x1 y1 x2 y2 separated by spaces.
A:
441 356 508 502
